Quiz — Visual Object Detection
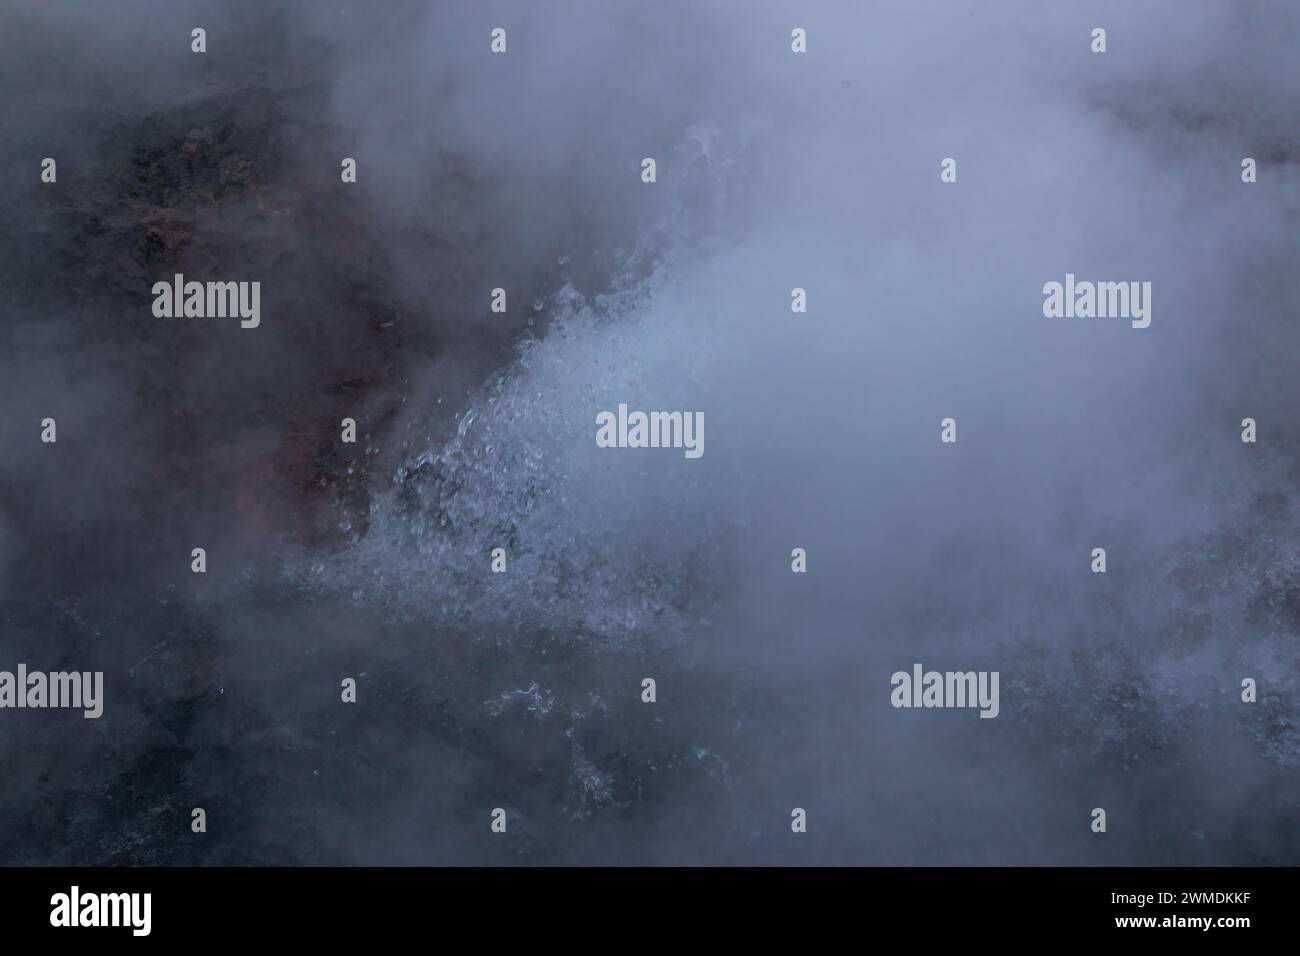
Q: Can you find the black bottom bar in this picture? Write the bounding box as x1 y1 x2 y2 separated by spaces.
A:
0 866 1289 942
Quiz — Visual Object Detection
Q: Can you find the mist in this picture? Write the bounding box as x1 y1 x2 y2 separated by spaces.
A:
0 0 1296 865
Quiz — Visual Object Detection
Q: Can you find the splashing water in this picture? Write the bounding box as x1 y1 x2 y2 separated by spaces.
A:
290 269 738 646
